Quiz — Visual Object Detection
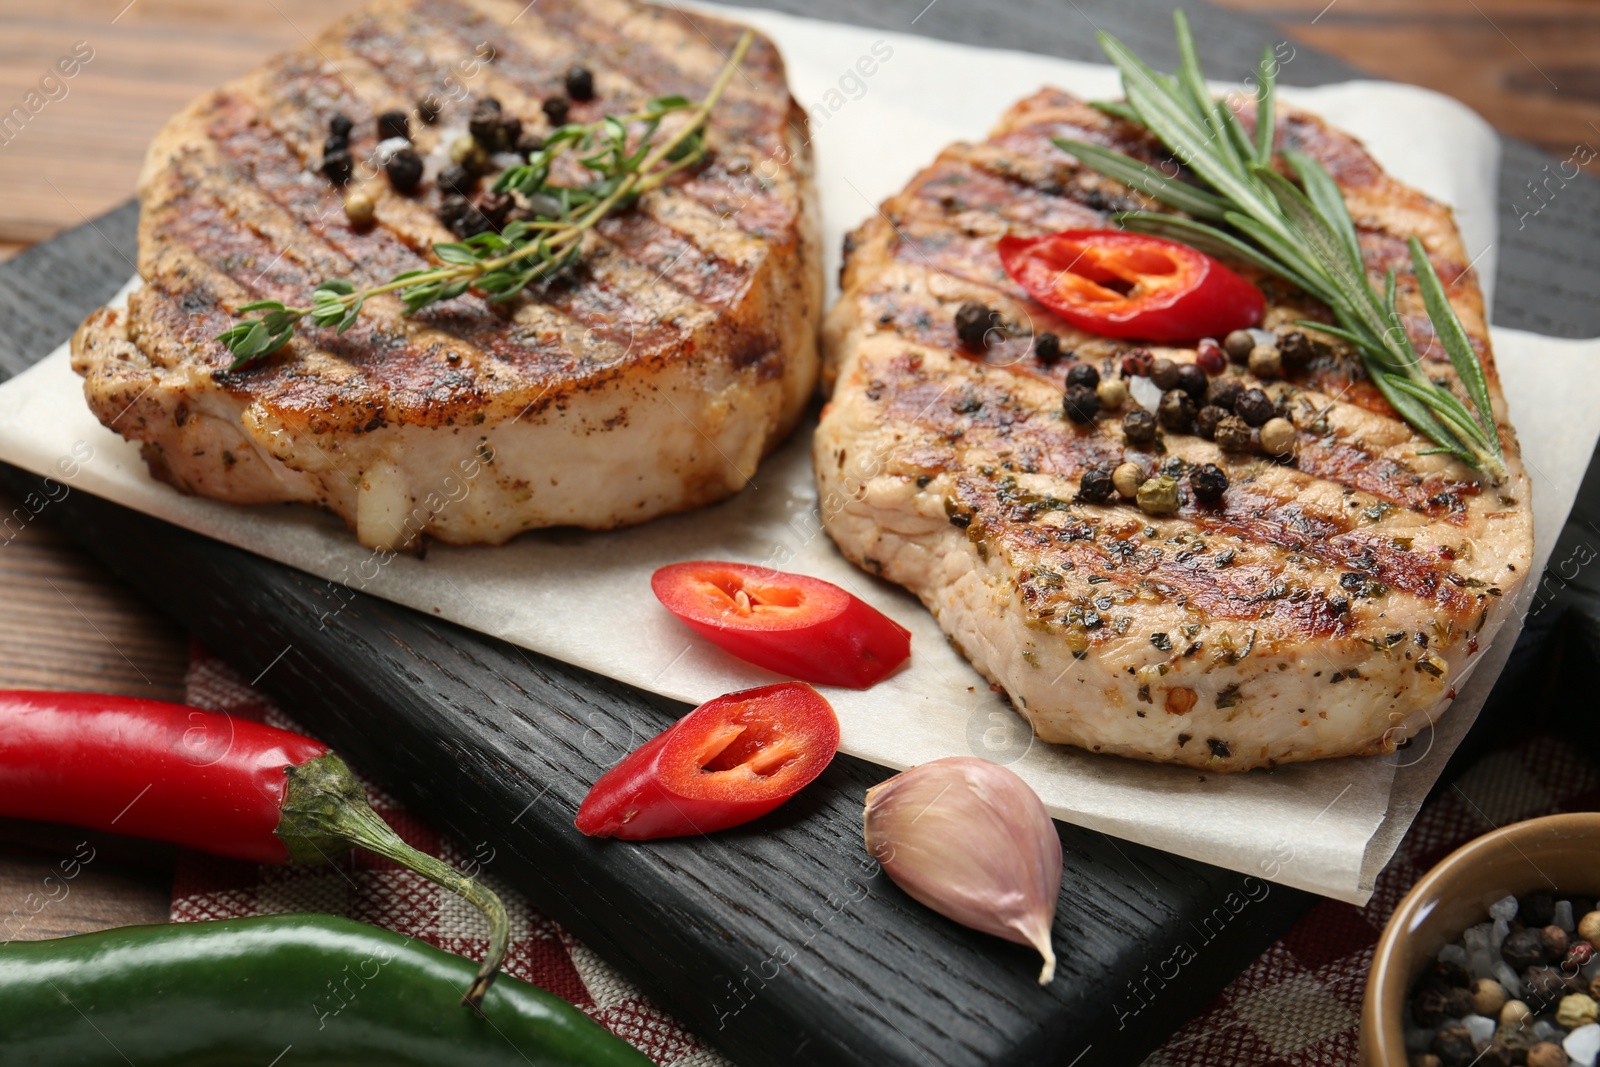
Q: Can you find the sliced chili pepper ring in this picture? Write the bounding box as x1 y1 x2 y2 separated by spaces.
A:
651 561 911 689
576 682 840 840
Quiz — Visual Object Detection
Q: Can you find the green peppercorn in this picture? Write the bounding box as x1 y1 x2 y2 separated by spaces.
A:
1190 463 1228 503
1122 408 1157 445
1063 384 1100 423
1214 415 1253 452
1077 466 1114 503
1136 475 1179 516
449 135 489 174
1158 389 1195 433
1065 363 1099 389
565 65 595 102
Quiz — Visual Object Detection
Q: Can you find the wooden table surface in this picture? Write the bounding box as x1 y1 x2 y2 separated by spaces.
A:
0 0 1594 939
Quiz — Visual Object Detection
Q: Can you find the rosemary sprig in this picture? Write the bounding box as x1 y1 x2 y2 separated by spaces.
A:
1055 12 1505 480
218 31 754 371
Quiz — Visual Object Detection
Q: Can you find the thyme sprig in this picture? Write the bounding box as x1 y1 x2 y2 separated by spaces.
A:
1055 12 1505 480
218 30 754 371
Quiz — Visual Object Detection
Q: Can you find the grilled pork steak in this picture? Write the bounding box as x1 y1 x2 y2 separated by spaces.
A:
817 89 1532 769
72 0 820 549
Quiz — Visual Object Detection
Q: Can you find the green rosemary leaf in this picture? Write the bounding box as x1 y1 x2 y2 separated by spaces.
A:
1409 236 1499 443
1371 373 1461 456
1384 377 1489 452
1252 168 1369 304
1214 97 1256 170
1053 138 1228 220
1253 45 1276 167
1089 100 1141 123
1114 211 1320 292
1283 150 1360 268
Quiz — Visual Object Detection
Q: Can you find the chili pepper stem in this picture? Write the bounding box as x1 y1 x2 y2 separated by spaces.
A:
276 753 510 1008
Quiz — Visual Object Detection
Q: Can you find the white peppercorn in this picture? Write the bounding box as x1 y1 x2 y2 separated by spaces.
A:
344 189 375 228
1248 342 1283 379
1096 377 1128 411
1259 417 1296 457
1112 462 1143 499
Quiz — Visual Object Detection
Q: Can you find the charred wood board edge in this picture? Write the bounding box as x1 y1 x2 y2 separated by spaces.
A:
0 199 1313 1065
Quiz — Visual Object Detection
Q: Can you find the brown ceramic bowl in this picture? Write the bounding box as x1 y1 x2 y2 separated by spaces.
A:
1361 812 1600 1065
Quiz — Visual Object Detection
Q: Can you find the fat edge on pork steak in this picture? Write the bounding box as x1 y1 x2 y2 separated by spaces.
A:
816 88 1533 770
71 0 821 550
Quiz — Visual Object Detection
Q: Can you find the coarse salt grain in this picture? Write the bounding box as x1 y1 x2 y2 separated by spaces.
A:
1558 900 1578 933
1465 1014 1496 1044
1490 895 1520 923
1565 1022 1600 1067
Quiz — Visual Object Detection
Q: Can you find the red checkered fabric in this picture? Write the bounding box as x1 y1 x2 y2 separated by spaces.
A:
175 642 1599 1066
173 642 732 1067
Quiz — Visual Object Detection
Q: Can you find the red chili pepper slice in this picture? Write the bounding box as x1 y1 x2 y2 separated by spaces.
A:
575 683 840 840
651 561 911 689
0 690 510 1004
998 229 1264 342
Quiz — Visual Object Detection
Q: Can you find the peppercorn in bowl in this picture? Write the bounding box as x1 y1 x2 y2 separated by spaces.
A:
1362 813 1600 1066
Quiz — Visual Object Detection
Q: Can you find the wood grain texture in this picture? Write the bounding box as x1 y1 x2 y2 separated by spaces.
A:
0 202 1311 1067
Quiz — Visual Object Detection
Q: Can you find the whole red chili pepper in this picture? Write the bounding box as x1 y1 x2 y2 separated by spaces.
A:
0 690 508 1005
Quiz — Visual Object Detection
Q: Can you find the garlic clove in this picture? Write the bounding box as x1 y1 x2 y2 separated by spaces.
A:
863 756 1062 983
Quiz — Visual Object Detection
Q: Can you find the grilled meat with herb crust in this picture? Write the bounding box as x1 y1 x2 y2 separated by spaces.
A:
816 89 1531 770
71 0 820 550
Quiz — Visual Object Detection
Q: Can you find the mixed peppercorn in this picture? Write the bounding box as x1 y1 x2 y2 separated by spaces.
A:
952 300 1319 518
1406 894 1600 1067
314 66 599 239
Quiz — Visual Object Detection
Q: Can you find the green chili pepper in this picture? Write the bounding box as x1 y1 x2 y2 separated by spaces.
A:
0 914 653 1066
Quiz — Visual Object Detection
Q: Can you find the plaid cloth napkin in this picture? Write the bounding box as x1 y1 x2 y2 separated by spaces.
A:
173 642 1598 1066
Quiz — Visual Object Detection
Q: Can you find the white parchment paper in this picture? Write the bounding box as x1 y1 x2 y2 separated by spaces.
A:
2 6 1595 903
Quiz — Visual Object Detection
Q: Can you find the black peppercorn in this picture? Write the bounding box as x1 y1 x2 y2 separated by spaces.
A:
1191 463 1228 503
499 113 523 152
1214 415 1253 452
1426 958 1473 989
1432 1025 1477 1067
384 147 424 193
1122 408 1157 445
565 65 595 101
1206 377 1244 413
1441 987 1476 1019
470 98 510 151
1120 347 1154 379
1235 388 1276 427
438 194 491 238
543 96 570 126
478 190 513 229
954 301 999 351
1539 925 1569 961
1065 363 1099 389
1158 389 1196 432
1034 331 1062 365
1077 465 1114 503
320 149 353 185
329 112 353 140
1175 362 1208 398
1063 384 1101 423
1503 927 1547 970
378 109 410 141
1412 986 1455 1027
1196 405 1228 440
324 133 349 156
1474 1044 1514 1067
417 95 441 124
1522 965 1574 1004
1520 892 1557 928
1279 330 1317 369
516 132 546 157
1150 357 1180 390
438 163 476 196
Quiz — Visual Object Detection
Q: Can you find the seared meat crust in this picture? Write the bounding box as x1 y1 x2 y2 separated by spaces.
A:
73 0 820 549
816 89 1532 770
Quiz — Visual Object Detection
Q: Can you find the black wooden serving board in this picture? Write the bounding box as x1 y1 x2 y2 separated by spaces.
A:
4 2 1600 1064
